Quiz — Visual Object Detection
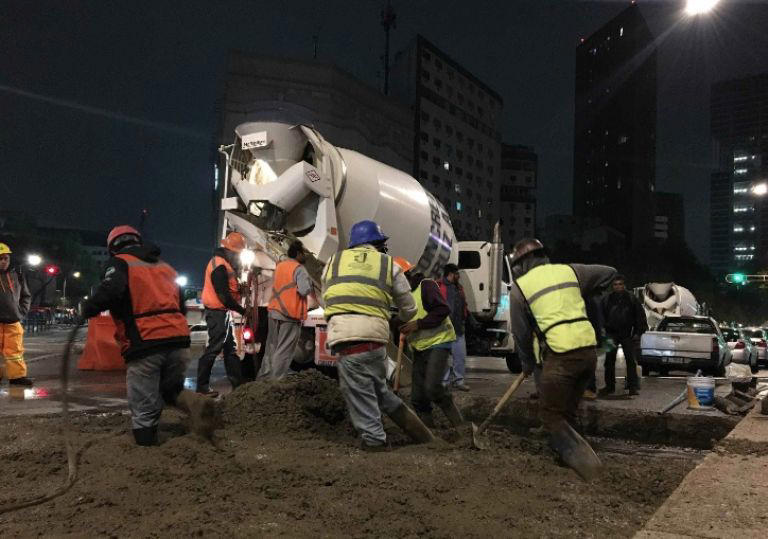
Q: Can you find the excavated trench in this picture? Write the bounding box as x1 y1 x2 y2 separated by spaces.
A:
0 370 741 538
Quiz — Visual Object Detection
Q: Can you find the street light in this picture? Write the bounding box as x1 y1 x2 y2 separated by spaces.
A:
62 271 81 306
73 271 81 279
175 275 189 287
685 0 720 16
751 182 767 196
27 254 42 267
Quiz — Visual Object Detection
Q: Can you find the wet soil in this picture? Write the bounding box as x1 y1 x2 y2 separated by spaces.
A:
0 371 701 538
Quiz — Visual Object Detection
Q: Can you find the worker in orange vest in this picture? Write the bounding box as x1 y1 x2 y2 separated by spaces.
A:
196 231 247 397
258 240 312 379
81 226 214 446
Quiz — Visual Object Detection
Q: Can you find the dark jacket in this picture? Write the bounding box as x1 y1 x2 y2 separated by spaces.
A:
0 266 31 324
602 290 648 339
82 244 189 360
438 279 468 336
417 279 451 330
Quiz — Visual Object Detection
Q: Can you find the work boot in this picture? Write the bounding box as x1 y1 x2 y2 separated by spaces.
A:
176 390 217 440
387 404 436 444
628 388 640 396
437 397 466 429
132 426 158 446
452 382 470 392
196 386 219 398
597 387 614 398
416 411 436 429
9 377 34 387
548 421 602 482
582 390 597 401
360 440 390 453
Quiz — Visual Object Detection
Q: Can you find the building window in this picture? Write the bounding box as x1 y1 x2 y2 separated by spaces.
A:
467 172 473 181
457 150 464 161
423 51 431 61
433 157 441 167
734 168 748 175
619 26 624 37
420 151 428 161
454 183 461 194
433 118 442 130
456 201 462 212
433 138 442 150
420 132 429 142
435 58 443 70
432 174 440 184
618 135 629 144
445 125 453 136
421 70 430 81
421 111 430 122
419 170 428 180
456 167 463 177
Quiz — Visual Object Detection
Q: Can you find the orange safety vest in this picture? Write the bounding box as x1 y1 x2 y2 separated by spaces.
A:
201 255 240 310
113 254 190 358
268 259 308 321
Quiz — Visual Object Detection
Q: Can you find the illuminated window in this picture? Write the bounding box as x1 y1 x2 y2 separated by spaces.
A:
619 27 624 37
456 201 462 212
733 155 748 162
735 168 748 175
734 225 744 233
454 183 461 194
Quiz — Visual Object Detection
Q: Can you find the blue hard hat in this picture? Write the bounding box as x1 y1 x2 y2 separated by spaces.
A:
348 220 388 248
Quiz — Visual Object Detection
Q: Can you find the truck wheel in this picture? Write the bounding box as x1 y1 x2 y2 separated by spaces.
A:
505 354 522 374
641 365 650 377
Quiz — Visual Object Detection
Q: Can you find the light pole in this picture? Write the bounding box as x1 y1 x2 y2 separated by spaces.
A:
62 271 81 307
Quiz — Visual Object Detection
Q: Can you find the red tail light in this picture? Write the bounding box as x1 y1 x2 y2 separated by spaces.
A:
759 339 767 348
735 341 745 349
242 327 253 342
712 337 718 353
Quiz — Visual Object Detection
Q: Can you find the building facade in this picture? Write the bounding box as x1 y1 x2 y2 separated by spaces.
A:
573 3 657 248
709 72 768 274
500 144 537 244
390 35 504 241
218 51 414 174
653 192 685 243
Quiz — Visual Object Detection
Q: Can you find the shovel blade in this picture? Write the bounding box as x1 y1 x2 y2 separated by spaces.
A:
471 422 490 450
549 422 602 481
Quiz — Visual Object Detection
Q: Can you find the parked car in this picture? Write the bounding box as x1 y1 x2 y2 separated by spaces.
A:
640 315 731 376
742 327 768 367
721 327 759 373
189 323 208 346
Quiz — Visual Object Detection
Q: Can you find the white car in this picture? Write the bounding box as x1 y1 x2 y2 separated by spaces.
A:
721 327 759 373
742 327 767 366
189 323 208 346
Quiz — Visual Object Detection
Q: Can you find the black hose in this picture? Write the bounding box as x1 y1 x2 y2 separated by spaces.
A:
0 321 86 514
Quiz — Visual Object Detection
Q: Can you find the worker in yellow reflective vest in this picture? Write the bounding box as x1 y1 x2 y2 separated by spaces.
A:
322 220 435 451
399 261 465 431
508 238 616 481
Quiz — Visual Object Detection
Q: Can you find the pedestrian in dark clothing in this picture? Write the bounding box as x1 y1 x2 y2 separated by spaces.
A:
438 263 472 391
598 275 648 397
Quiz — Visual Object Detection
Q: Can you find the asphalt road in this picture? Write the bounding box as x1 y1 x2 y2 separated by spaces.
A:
3 326 767 417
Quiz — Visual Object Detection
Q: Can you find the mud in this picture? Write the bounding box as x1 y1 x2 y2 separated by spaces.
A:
716 438 768 457
1 371 701 538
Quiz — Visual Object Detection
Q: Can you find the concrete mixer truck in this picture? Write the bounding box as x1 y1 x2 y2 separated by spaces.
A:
636 282 700 330
216 121 519 374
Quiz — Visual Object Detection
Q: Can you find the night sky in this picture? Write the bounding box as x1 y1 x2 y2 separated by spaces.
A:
3 0 768 284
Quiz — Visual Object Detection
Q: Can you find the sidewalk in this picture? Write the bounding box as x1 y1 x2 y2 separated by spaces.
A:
635 404 768 538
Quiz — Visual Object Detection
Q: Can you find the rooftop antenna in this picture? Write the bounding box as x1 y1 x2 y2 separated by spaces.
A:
381 0 396 95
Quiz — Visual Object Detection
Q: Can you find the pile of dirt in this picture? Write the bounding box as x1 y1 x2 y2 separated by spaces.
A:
221 370 354 441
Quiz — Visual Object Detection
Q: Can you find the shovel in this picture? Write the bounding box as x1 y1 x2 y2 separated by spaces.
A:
472 372 527 450
393 334 406 392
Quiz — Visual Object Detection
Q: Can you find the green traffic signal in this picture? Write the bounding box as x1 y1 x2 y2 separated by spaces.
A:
726 273 746 284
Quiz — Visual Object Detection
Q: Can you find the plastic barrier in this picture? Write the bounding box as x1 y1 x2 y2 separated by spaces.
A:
78 312 125 371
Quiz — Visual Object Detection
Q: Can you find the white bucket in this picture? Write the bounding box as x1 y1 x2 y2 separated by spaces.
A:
686 376 715 409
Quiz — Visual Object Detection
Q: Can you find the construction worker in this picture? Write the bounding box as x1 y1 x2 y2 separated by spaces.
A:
259 240 312 379
508 238 616 480
0 243 33 386
400 261 465 430
80 226 214 446
197 231 247 397
438 263 474 392
322 220 434 450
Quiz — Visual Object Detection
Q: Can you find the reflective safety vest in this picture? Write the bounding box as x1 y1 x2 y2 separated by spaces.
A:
515 263 596 362
202 255 240 310
268 259 308 321
407 280 456 352
113 254 189 357
322 247 393 320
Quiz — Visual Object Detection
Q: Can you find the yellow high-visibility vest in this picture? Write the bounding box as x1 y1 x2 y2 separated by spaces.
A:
407 280 456 351
516 264 596 362
322 247 393 319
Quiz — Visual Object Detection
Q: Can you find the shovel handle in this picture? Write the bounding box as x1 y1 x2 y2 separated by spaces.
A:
476 372 527 436
393 334 406 391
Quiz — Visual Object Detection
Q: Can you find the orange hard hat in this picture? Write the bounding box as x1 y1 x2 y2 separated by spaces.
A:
393 256 413 273
221 231 246 253
107 225 141 249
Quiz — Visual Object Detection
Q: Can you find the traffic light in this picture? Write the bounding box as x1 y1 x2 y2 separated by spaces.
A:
726 273 746 284
44 264 60 276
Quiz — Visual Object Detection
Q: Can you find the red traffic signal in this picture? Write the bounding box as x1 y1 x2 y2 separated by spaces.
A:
45 264 60 276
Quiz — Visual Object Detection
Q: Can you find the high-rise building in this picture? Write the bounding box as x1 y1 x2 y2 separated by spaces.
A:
500 144 537 245
218 51 414 174
653 192 685 244
573 3 657 248
390 35 504 240
709 72 768 274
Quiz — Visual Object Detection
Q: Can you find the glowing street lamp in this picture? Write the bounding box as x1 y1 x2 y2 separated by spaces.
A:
685 0 720 16
751 182 768 196
27 254 42 267
175 275 189 287
73 271 81 279
239 248 256 267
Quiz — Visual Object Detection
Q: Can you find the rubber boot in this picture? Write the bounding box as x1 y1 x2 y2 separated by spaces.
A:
9 377 34 387
548 421 602 482
223 353 243 389
133 426 158 446
416 411 436 429
437 397 465 428
387 404 436 444
176 389 216 440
